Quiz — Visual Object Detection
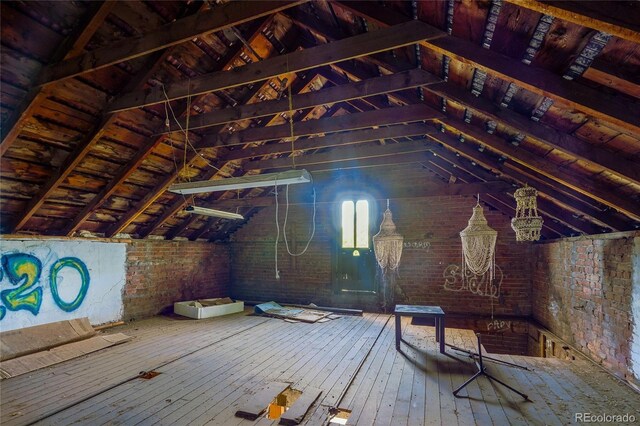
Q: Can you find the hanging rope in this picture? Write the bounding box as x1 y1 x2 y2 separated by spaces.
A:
286 58 297 170
273 177 317 278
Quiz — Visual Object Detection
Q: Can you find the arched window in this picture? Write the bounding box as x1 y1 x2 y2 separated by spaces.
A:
341 199 369 249
335 196 376 293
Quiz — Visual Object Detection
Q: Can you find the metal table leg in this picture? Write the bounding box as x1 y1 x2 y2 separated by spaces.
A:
395 313 401 350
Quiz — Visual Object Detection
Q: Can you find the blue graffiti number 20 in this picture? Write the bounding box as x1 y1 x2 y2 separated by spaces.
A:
0 253 90 320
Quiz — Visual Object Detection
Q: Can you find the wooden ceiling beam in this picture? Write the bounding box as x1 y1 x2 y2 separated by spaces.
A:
337 1 640 135
159 68 440 134
425 154 566 238
200 178 511 209
301 152 430 173
504 0 640 44
286 8 416 77
425 81 640 187
198 104 442 148
438 116 640 221
1 1 115 153
429 138 630 232
36 1 305 86
225 122 437 161
107 20 446 113
61 18 276 237
155 103 349 240
132 74 322 238
428 146 603 235
583 66 640 100
204 207 260 242
9 3 219 234
428 122 637 226
244 139 432 171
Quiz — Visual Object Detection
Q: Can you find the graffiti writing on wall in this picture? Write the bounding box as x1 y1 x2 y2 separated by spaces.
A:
0 252 90 320
442 263 503 298
1 240 126 332
487 319 511 332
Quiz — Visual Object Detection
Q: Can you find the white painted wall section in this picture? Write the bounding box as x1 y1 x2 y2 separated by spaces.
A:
0 239 126 332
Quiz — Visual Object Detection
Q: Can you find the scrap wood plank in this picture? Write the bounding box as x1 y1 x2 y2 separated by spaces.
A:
0 317 95 361
235 381 291 420
0 333 132 379
279 387 323 425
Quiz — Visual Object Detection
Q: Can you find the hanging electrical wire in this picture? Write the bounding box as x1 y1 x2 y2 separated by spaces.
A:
161 84 221 173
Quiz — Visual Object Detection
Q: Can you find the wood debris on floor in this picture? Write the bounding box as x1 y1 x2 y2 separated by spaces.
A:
1 313 638 425
0 317 132 379
254 301 334 323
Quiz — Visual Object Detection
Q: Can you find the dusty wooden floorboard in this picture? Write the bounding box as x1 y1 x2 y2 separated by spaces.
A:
43 315 294 425
339 314 396 424
454 329 515 426
3 312 639 426
199 315 374 426
3 313 268 426
216 314 388 426
4 313 260 398
342 317 408 426
448 329 492 426
137 315 363 425
494 355 563 426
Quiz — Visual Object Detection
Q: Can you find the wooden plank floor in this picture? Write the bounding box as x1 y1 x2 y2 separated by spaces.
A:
1 312 639 425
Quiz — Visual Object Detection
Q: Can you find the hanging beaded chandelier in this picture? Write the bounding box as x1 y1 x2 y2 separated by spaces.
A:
460 198 497 283
373 201 404 275
511 185 543 241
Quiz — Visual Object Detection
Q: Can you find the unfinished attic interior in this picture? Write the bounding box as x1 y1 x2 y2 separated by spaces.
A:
1 0 640 424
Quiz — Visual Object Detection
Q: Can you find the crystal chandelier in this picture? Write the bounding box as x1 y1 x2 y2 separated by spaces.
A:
511 185 543 241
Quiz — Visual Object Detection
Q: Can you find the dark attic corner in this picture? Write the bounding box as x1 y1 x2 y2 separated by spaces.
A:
0 0 639 424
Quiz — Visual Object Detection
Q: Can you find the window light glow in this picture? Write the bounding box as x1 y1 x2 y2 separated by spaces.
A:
355 200 369 248
341 199 369 249
342 201 355 248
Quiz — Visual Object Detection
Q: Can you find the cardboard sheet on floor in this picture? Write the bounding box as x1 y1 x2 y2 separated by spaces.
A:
279 387 323 425
235 381 290 420
254 302 331 323
0 333 132 379
0 318 95 361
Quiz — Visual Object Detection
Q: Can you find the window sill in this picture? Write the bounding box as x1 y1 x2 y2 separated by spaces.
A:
338 289 377 295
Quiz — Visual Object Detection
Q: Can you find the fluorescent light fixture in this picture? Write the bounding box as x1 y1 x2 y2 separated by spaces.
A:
169 169 312 195
185 205 244 220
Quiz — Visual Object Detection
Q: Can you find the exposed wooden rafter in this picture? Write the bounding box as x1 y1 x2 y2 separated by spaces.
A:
198 104 442 149
336 1 640 136
0 1 115 153
9 3 277 234
430 120 640 222
134 75 331 239
61 18 273 236
424 152 568 238
35 1 306 86
199 178 512 209
225 123 438 161
243 139 432 171
428 145 607 235
425 81 640 186
505 0 640 44
107 20 446 113
159 68 441 134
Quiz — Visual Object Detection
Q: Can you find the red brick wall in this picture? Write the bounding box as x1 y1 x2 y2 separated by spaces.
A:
124 240 230 321
532 233 640 386
229 167 533 317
